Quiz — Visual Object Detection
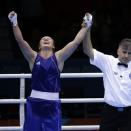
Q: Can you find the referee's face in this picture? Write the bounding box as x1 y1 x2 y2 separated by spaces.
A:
117 45 131 64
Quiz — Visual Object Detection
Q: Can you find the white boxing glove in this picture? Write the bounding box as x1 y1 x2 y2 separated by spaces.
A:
83 13 93 28
8 11 18 26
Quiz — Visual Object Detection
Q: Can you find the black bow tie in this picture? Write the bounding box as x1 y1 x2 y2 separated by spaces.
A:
118 62 128 68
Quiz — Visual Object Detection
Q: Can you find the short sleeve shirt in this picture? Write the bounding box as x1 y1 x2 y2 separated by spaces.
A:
90 49 131 107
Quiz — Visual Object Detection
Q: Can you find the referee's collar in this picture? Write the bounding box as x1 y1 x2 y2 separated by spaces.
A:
117 58 131 68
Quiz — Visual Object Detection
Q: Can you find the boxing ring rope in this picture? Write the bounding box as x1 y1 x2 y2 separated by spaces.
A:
0 73 103 130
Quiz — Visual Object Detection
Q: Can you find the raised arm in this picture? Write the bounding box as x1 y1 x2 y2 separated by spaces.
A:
56 13 93 65
83 14 94 60
83 28 94 60
8 11 37 66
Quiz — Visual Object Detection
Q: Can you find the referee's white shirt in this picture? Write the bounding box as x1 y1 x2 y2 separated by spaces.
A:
90 49 131 107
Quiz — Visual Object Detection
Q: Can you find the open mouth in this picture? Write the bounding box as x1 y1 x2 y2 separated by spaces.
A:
43 42 49 45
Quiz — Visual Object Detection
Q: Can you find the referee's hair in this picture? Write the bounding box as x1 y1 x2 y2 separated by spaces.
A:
119 38 131 48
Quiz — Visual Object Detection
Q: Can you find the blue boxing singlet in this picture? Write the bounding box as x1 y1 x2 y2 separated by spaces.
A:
31 54 61 92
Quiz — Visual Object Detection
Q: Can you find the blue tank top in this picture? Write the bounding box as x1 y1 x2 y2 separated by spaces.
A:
31 54 61 92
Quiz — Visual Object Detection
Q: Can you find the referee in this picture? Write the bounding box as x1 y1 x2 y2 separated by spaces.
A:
83 14 131 131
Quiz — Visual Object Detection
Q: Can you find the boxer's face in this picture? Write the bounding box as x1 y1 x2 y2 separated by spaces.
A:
39 36 55 51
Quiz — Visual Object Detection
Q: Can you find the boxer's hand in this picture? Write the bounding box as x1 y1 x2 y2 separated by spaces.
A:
8 11 18 26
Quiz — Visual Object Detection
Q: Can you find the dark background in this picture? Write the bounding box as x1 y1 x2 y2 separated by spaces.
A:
0 0 131 123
